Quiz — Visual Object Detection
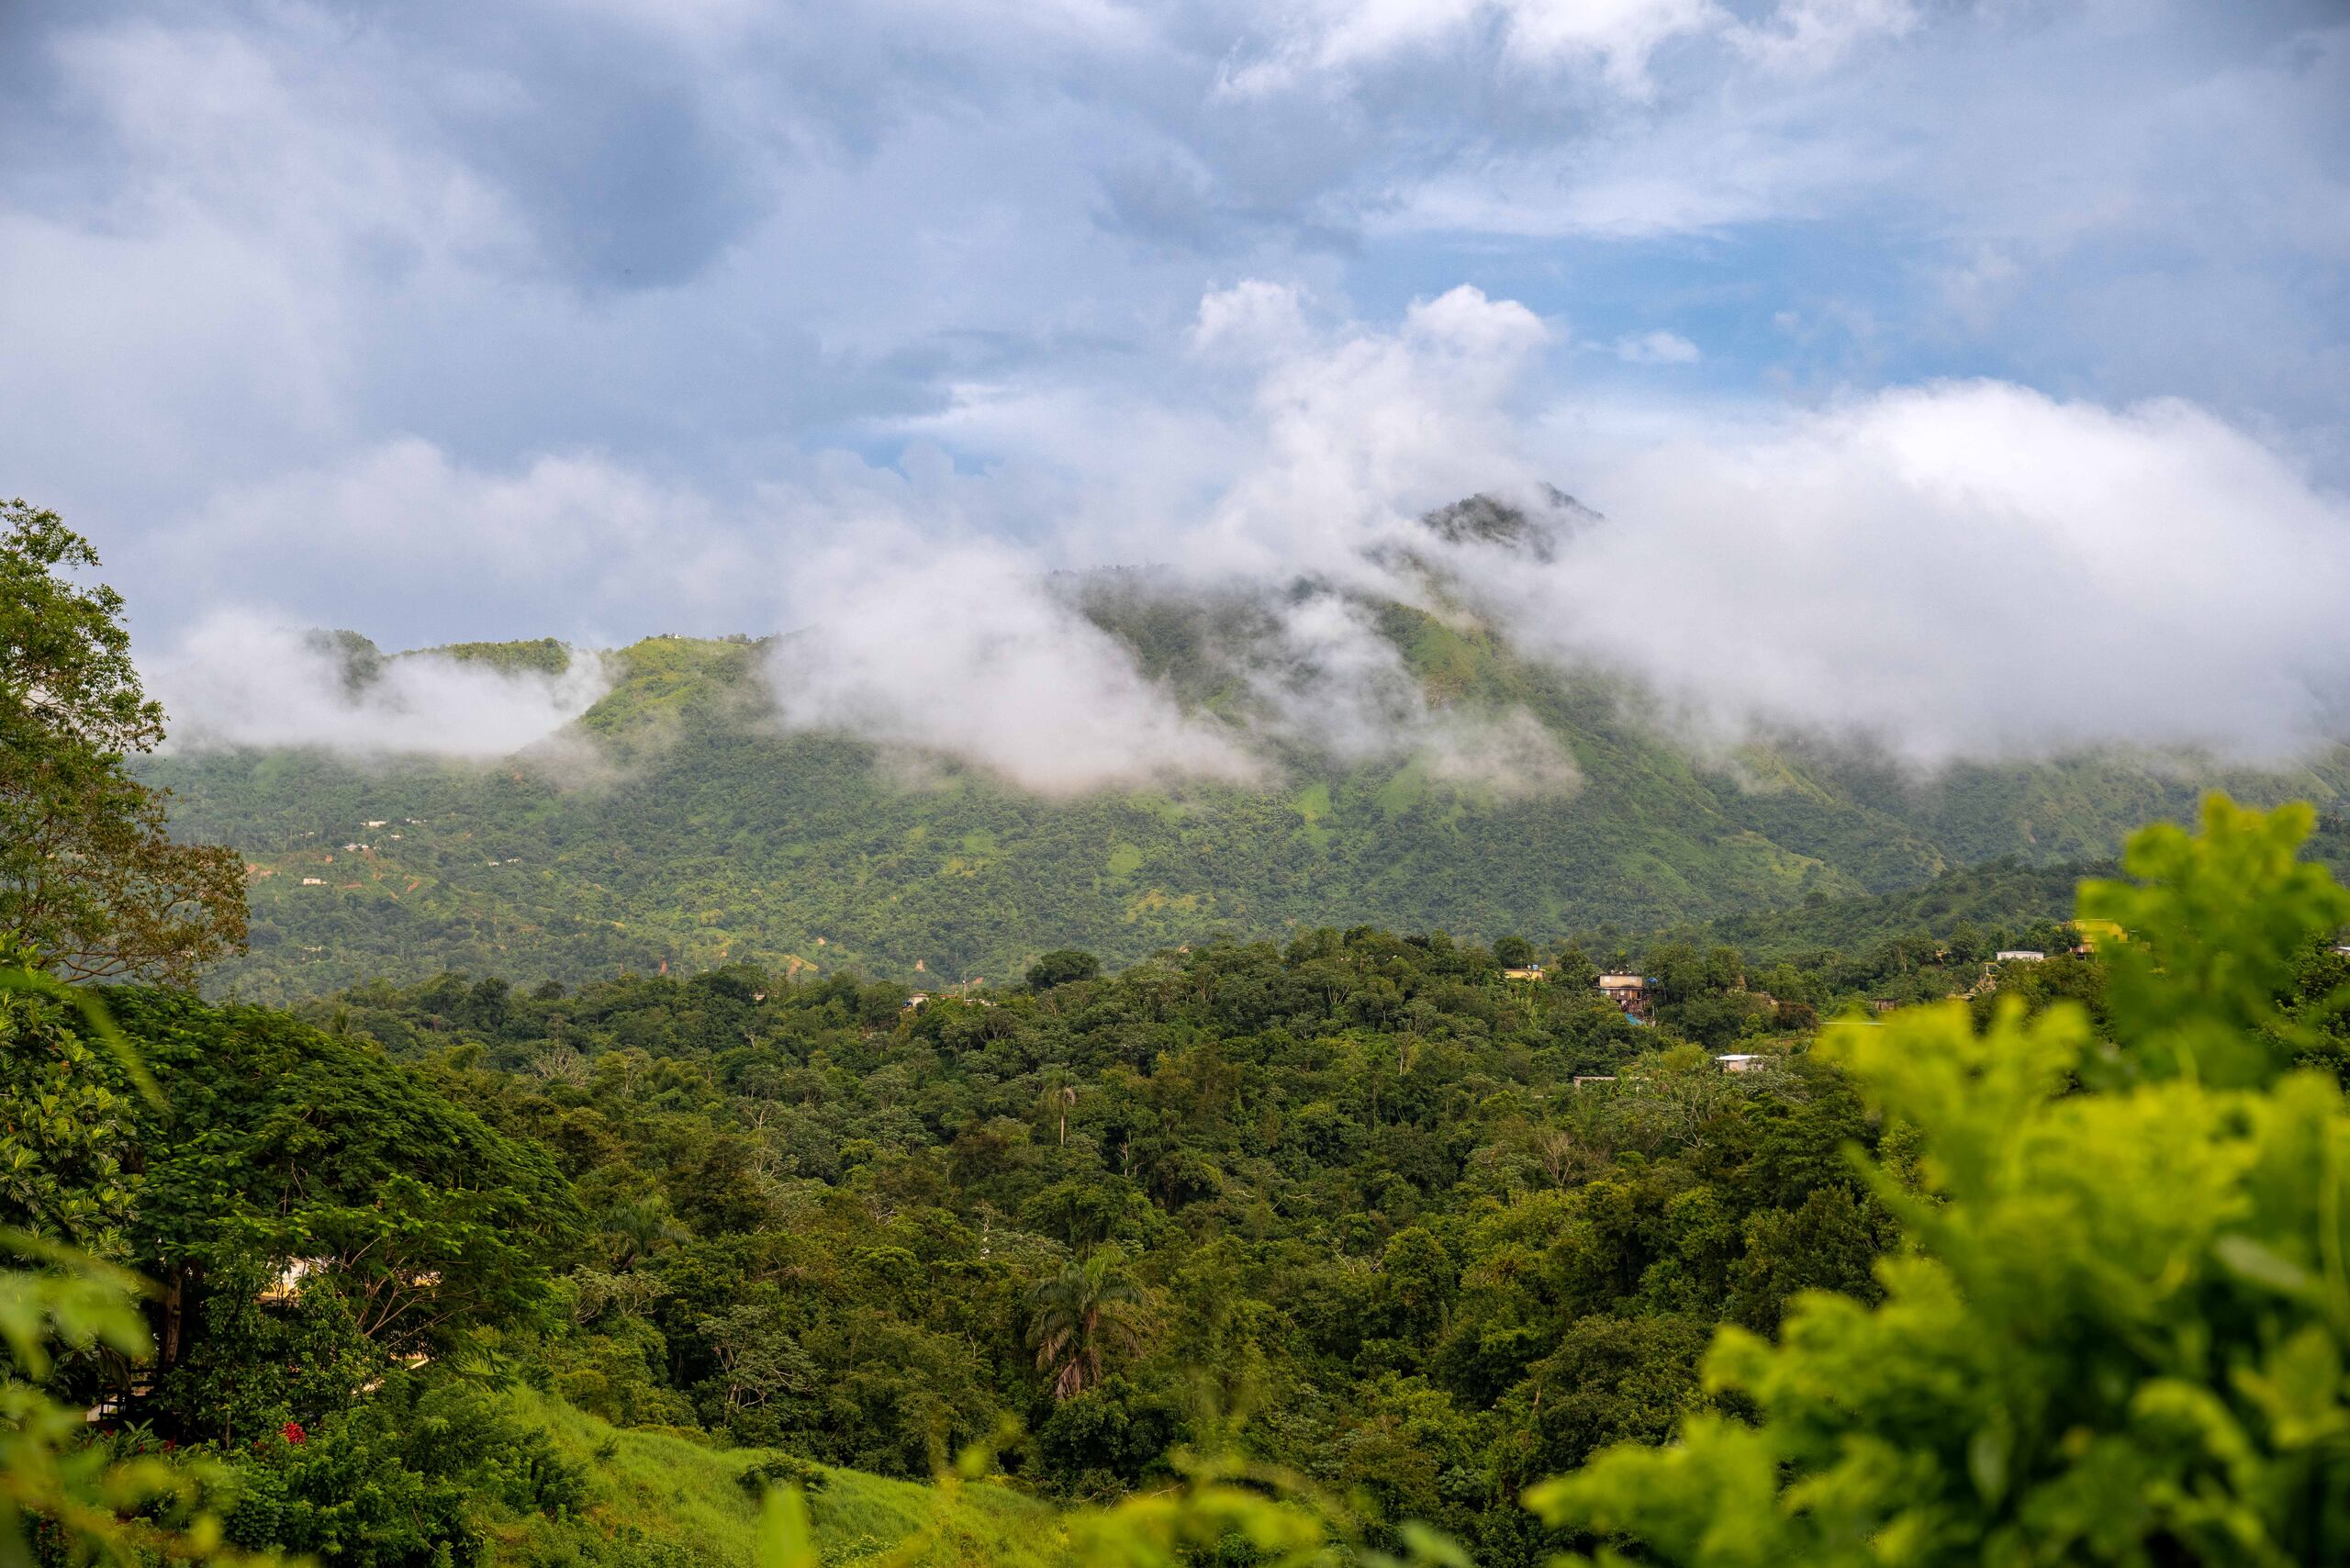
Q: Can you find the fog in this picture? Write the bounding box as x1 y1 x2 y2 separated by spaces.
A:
149 613 611 761
765 541 1265 796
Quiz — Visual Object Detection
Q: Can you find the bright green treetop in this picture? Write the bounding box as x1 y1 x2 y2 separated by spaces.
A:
1529 795 2350 1566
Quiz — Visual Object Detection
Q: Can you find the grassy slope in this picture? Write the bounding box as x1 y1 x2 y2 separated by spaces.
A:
141 627 2350 1002
500 1387 1064 1568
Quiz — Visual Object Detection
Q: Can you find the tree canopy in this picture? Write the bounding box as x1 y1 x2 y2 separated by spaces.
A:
0 502 244 983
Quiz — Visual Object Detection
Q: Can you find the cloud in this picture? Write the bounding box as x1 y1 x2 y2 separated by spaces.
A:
149 613 612 759
141 438 761 644
1237 589 1581 793
1223 0 1729 96
765 540 1265 795
1614 330 1699 364
740 281 1578 795
127 279 2350 785
8 4 2345 788
1185 282 1551 579
1221 0 1919 98
1494 380 2350 762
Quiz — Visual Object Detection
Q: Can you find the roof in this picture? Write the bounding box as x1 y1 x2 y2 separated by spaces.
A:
1596 973 1651 988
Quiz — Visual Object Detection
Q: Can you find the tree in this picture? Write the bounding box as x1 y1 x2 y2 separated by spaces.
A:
1028 948 1102 990
1042 1074 1080 1148
0 968 277 1567
1029 1244 1147 1400
1532 797 2350 1565
0 503 244 984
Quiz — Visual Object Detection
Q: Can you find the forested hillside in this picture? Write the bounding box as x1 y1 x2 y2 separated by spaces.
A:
14 819 2350 1565
18 509 2350 1565
141 603 2350 1003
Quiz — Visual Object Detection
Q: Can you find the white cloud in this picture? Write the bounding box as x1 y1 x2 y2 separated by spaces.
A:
147 439 758 639
1225 0 1727 95
1223 0 1919 97
1187 283 1551 579
150 613 612 759
1494 379 2350 762
1240 590 1582 791
1614 329 1700 364
766 539 1264 795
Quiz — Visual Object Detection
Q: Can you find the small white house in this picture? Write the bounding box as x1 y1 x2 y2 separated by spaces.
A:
1996 949 2047 963
1716 1054 1766 1073
300 877 326 886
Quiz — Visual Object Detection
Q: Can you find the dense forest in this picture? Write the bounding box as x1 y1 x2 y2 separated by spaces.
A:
140 618 2350 1004
14 825 2350 1564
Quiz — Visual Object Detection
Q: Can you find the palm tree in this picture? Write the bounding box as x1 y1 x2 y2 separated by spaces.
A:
1040 1077 1078 1147
1027 1245 1145 1400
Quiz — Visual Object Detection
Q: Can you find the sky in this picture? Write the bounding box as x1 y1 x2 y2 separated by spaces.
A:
5 0 2349 775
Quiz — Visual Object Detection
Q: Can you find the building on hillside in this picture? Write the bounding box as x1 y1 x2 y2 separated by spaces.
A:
1596 973 1658 1020
1716 1054 1765 1073
1503 965 1547 982
902 991 930 1011
1996 949 2047 963
2072 919 2126 956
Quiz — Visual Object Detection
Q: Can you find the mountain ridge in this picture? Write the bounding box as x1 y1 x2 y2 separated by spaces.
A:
140 587 2350 1000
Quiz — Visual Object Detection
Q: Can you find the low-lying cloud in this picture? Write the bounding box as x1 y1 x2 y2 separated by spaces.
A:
129 281 2350 789
766 542 1264 796
1504 381 2350 763
149 613 611 760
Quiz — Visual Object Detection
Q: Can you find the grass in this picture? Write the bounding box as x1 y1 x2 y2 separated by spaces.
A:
502 1387 1069 1566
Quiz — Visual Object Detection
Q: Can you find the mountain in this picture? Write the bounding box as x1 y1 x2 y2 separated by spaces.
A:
141 521 2350 1002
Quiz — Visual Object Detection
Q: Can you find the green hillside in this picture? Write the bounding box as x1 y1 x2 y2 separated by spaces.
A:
500 1388 1062 1566
141 606 2350 1002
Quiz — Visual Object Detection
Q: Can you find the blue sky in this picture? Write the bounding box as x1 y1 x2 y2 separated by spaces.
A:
5 1 2349 766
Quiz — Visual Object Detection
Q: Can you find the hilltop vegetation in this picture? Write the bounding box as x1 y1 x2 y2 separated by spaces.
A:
143 610 2350 1003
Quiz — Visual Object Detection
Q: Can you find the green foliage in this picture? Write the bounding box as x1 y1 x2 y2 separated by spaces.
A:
0 967 276 1567
2080 794 2350 1087
273 923 1897 1564
1 502 245 984
429 638 573 678
1028 1247 1146 1401
219 1371 590 1567
1530 796 2350 1566
1025 950 1102 991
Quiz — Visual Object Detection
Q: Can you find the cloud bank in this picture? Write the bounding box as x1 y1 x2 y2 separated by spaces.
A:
766 542 1264 796
129 278 2350 788
150 613 611 760
1509 382 2350 763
